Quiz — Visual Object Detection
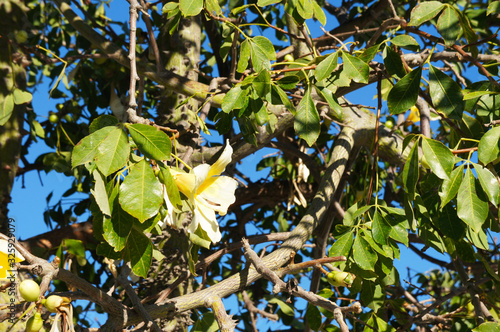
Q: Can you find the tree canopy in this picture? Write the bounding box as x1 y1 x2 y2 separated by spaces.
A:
1 0 500 331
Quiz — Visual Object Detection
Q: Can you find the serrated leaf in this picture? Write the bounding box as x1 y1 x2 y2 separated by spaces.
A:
457 168 488 233
478 126 500 164
125 228 153 278
0 94 14 126
315 52 338 82
312 0 326 26
429 64 464 118
96 127 129 176
372 211 391 245
422 137 455 180
474 163 499 206
329 231 354 257
403 142 419 199
268 297 295 316
437 6 461 46
12 89 32 104
72 126 115 167
103 200 133 252
439 164 464 208
119 160 163 223
408 1 444 26
353 234 377 271
179 0 203 16
294 87 320 146
387 67 422 115
128 124 172 161
249 36 276 72
91 170 111 217
341 52 369 84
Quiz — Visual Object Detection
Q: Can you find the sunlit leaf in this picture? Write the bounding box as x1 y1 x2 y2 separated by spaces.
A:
457 168 488 233
103 200 133 252
72 126 115 167
119 160 163 223
222 85 249 113
421 137 455 180
437 6 461 46
329 231 354 257
128 124 172 161
249 36 276 72
91 170 111 217
0 94 14 126
402 142 419 199
429 64 464 119
96 127 129 176
179 0 203 16
341 52 369 84
353 234 377 271
294 87 320 146
474 163 500 206
478 126 500 164
315 52 338 82
408 1 444 26
439 165 464 208
372 211 391 245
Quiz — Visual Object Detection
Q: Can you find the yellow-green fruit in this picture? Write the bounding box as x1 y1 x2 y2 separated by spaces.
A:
19 280 40 302
284 54 294 62
26 312 44 332
48 114 59 123
15 30 28 44
44 295 63 313
56 103 64 111
385 117 395 129
326 271 354 288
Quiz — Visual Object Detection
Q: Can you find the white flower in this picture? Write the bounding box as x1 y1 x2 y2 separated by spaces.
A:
0 238 25 279
166 141 238 243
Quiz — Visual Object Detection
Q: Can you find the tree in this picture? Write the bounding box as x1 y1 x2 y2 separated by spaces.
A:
1 0 500 330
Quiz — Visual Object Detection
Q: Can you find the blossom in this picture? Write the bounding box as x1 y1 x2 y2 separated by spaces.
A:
165 141 238 243
0 238 25 279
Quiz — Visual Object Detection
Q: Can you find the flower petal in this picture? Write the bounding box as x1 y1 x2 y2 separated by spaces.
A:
0 239 25 262
170 168 197 198
193 204 222 243
199 176 238 215
192 164 210 190
207 140 233 179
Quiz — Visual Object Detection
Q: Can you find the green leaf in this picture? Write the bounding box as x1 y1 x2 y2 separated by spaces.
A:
253 70 271 97
408 1 444 26
312 0 326 26
222 85 249 113
305 305 322 330
124 228 153 278
329 231 353 257
297 0 313 20
382 212 409 246
402 142 419 199
474 163 499 206
257 0 281 6
457 168 488 233
12 89 32 104
360 281 384 312
158 163 182 208
353 234 377 271
391 35 420 51
315 52 338 82
372 211 391 245
128 124 172 161
89 115 119 133
383 46 406 79
72 126 115 168
249 36 276 72
237 39 250 73
437 6 461 46
191 313 218 332
439 164 464 208
387 67 422 115
179 0 203 16
435 204 465 240
487 2 500 16
268 297 295 316
421 137 455 180
463 90 500 100
472 322 500 332
276 76 300 90
429 64 464 118
341 52 370 84
358 44 380 63
271 84 295 113
119 160 164 223
91 170 111 217
103 200 133 252
0 94 14 126
478 126 500 164
294 87 320 146
315 86 342 119
205 0 222 15
96 127 129 176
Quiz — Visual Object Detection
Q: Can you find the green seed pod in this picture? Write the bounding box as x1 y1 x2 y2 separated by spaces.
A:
26 312 44 332
326 271 355 288
19 280 40 302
